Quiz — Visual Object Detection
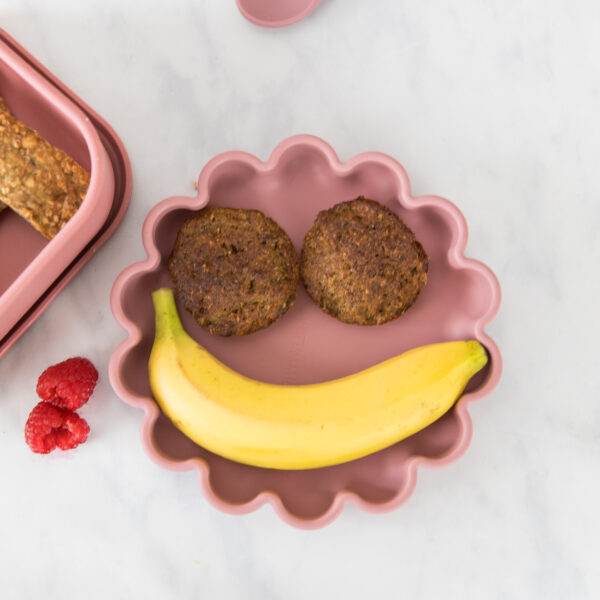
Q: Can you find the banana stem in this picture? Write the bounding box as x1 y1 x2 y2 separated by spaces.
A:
151 288 184 340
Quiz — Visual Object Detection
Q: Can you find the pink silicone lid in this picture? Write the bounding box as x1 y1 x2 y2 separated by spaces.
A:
236 0 323 27
0 30 131 359
0 35 114 342
109 135 502 529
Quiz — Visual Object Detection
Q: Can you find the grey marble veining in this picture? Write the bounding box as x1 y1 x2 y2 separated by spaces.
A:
1 0 599 597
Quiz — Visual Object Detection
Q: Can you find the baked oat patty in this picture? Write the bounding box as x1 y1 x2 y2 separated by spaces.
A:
168 207 299 336
300 197 429 326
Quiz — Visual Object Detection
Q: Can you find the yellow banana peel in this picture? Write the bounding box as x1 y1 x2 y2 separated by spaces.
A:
149 288 488 469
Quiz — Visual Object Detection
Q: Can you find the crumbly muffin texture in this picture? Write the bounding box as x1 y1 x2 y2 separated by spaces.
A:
168 207 299 336
301 197 429 326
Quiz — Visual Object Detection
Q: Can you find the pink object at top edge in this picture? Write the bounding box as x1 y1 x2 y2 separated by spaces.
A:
236 0 323 27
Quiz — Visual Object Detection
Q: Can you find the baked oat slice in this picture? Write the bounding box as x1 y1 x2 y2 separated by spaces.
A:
0 97 90 239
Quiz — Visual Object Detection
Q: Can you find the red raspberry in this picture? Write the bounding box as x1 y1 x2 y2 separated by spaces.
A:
24 402 90 454
36 357 98 410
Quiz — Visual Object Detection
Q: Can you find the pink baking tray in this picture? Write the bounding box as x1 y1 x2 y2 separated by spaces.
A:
0 33 115 341
110 135 501 529
0 30 131 359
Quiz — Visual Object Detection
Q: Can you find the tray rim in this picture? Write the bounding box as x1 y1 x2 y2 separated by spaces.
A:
0 29 132 359
0 35 115 340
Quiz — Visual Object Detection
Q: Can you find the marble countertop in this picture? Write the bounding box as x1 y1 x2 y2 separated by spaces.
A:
1 1 598 597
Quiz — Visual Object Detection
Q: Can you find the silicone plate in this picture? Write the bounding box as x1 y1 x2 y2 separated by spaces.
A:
0 30 132 359
0 35 115 342
110 135 501 529
236 0 323 27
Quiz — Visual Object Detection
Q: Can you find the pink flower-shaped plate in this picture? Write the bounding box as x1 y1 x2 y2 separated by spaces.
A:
109 135 501 529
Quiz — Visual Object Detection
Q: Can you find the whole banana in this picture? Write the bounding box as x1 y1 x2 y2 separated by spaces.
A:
149 288 488 470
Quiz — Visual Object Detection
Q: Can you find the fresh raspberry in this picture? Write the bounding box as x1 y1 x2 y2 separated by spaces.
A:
36 357 98 410
24 401 90 454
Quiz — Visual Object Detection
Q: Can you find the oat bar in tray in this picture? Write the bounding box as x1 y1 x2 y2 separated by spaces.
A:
0 97 90 239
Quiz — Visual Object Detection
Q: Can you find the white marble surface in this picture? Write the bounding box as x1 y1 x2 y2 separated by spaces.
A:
1 0 599 597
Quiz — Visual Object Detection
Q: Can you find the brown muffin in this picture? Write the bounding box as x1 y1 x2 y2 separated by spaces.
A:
168 207 299 336
300 197 428 326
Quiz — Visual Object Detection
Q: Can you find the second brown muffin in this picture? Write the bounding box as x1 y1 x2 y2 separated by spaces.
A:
168 207 299 336
300 197 429 326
